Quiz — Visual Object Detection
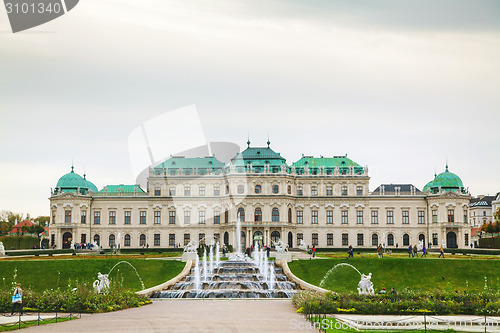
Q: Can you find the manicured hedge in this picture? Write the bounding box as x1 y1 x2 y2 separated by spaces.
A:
105 248 182 254
0 236 48 250
5 249 75 256
479 237 500 249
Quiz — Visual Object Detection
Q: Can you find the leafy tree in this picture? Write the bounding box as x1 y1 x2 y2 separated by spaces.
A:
33 216 49 225
494 208 500 224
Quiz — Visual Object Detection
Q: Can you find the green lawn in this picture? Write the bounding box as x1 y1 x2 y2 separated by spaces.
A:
289 257 500 293
0 258 186 292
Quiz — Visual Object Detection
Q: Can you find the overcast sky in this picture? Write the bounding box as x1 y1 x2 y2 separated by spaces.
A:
1 0 499 217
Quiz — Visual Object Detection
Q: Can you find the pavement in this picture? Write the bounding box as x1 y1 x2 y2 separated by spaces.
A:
15 300 318 333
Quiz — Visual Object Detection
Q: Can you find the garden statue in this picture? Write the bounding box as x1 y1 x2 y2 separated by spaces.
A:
357 273 374 295
298 239 308 251
0 242 5 256
184 240 199 254
93 272 110 293
273 240 289 254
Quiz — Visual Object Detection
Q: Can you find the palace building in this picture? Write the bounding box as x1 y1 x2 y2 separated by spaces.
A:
48 140 471 250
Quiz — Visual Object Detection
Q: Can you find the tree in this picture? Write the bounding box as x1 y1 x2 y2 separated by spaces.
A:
33 216 50 226
494 208 500 224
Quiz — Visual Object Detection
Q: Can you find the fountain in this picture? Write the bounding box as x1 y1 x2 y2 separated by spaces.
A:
203 248 208 282
93 260 145 293
209 243 214 274
0 242 5 256
215 242 220 267
194 257 201 290
319 263 374 295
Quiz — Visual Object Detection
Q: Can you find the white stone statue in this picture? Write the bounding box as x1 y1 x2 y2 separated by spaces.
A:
357 273 374 295
417 240 424 251
183 240 198 254
0 242 5 256
298 239 308 251
93 272 110 293
273 240 289 254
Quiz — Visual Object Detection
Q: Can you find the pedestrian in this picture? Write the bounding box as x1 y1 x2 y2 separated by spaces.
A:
222 246 226 257
379 287 386 294
266 245 270 258
422 244 427 257
377 244 383 258
10 283 23 316
391 287 396 294
312 245 316 258
438 244 445 258
348 244 354 258
396 243 398 249
413 244 418 258
408 245 413 258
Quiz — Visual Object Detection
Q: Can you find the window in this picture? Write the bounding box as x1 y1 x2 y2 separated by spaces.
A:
199 186 205 196
81 234 86 244
357 211 363 224
402 210 409 224
371 211 378 224
387 234 394 246
288 208 292 223
169 234 175 247
464 211 468 223
326 210 333 224
356 186 363 196
254 208 262 222
214 233 220 242
327 233 333 246
199 211 205 224
237 185 244 194
199 233 205 245
184 211 190 224
311 186 318 196
109 211 116 224
214 186 220 196
432 233 438 246
184 186 191 196
124 211 131 224
447 209 454 223
403 234 410 246
341 211 348 224
52 211 56 224
312 233 318 246
357 233 364 246
297 233 303 245
154 211 161 224
154 234 160 246
109 234 115 247
311 210 318 224
154 187 161 196
140 211 146 224
237 208 245 222
418 211 425 224
272 185 279 194
79 210 86 224
386 210 394 224
372 234 378 246
94 211 100 225
214 211 220 224
297 186 303 196
184 233 190 246
483 211 486 216
225 185 229 194
287 185 291 194
272 208 280 222
169 186 176 196
465 233 469 246
93 234 100 246
124 234 131 247
341 186 348 196
342 233 348 246
140 234 146 247
432 210 438 223
297 210 303 224
224 210 228 223
169 211 176 224
326 186 333 196
65 210 72 224
255 185 262 194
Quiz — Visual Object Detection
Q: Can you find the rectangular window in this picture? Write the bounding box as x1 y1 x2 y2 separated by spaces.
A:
432 233 438 246
169 211 176 224
154 187 161 196
184 211 190 224
169 186 176 196
311 210 318 224
214 186 220 196
140 211 146 224
124 211 131 224
432 210 438 223
357 233 364 246
465 233 469 246
154 211 161 224
199 233 205 245
81 210 86 224
154 234 160 246
386 210 394 224
214 211 220 224
199 186 205 196
371 210 378 224
342 233 348 246
326 186 333 196
65 210 72 224
297 211 303 224
184 233 190 246
326 210 333 224
341 211 348 224
94 211 100 225
224 210 228 223
448 209 454 223
297 233 303 245
297 186 303 196
357 211 363 224
418 210 425 224
124 235 130 247
52 211 56 224
169 234 175 247
184 186 191 196
356 186 363 196
327 233 333 246
464 211 468 223
311 186 318 196
214 233 220 241
341 186 348 196
312 233 318 246
199 211 205 224
402 210 409 224
109 211 116 224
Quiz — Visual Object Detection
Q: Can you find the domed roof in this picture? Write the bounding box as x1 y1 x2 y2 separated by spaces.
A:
422 180 434 192
433 165 463 189
55 166 97 194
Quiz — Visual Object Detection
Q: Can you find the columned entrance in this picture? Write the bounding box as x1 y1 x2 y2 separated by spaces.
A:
446 231 458 248
62 231 72 249
253 231 263 247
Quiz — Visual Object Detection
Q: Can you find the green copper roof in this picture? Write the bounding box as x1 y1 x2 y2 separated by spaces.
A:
155 156 225 170
423 165 464 193
231 144 286 167
292 155 365 175
55 167 97 194
99 185 145 193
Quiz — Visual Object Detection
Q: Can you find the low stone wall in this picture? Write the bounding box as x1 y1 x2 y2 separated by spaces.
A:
276 259 330 294
137 260 193 297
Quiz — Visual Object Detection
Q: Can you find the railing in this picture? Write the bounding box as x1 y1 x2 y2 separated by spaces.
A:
0 311 80 330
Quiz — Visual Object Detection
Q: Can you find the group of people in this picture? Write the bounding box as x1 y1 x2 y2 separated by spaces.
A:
407 244 427 258
244 244 271 257
379 287 397 294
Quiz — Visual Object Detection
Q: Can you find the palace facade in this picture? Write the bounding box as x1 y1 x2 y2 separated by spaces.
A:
48 141 471 250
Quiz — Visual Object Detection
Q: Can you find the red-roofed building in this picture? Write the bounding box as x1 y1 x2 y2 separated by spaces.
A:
8 220 49 236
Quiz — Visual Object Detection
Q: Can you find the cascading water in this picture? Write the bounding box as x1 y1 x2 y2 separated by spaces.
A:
215 242 220 268
194 257 201 290
263 256 269 281
269 264 275 290
209 245 214 274
203 248 208 282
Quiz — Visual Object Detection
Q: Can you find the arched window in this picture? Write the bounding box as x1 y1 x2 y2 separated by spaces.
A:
237 207 245 222
387 234 394 246
224 232 229 245
255 185 261 194
272 185 279 194
93 234 100 246
109 234 115 247
271 231 281 243
237 185 244 194
254 208 262 222
272 208 280 222
403 234 410 246
140 234 146 247
287 185 292 194
372 233 378 246
288 208 292 223
124 234 131 247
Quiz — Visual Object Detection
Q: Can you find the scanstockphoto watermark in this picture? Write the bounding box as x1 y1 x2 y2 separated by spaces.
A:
3 0 79 33
290 318 355 331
